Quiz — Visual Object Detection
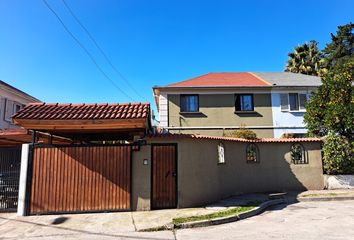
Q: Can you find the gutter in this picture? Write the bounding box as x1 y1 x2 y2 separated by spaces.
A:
0 82 40 102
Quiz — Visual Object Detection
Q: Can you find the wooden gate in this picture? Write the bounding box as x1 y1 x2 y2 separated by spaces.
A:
151 144 177 209
29 145 131 215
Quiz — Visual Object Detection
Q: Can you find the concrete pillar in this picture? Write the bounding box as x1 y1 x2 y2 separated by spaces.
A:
17 144 30 216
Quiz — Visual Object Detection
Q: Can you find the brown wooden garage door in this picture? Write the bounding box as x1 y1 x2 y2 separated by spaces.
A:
29 145 131 215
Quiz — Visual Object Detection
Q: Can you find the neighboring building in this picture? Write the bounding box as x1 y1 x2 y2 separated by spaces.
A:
0 80 40 129
152 72 321 138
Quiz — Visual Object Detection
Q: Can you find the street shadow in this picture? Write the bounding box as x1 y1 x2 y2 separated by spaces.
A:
0 215 171 240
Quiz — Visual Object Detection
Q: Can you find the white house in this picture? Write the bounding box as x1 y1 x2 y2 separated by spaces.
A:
0 80 40 129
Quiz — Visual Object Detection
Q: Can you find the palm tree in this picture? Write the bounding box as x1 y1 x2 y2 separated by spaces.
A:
285 40 323 76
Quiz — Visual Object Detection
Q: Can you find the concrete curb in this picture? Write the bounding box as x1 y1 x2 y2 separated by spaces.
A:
140 199 285 232
175 199 284 229
297 196 354 202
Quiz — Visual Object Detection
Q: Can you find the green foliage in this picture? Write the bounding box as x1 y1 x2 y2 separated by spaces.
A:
285 40 323 76
172 201 261 225
323 23 354 70
323 132 354 175
281 23 354 174
291 144 304 161
304 59 354 139
224 128 257 140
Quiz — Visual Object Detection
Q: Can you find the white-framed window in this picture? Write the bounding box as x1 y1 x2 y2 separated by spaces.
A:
280 93 308 112
4 99 23 122
217 142 225 164
13 103 22 114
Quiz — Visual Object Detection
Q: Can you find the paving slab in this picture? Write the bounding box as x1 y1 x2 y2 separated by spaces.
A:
2 190 353 239
176 200 354 240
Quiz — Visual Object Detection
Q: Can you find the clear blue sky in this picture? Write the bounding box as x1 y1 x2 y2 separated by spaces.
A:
0 0 353 106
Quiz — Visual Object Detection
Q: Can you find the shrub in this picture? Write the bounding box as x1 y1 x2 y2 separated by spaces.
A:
323 132 354 175
224 128 257 140
281 133 296 138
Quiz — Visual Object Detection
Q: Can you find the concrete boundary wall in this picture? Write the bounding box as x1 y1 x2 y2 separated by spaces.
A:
132 138 324 210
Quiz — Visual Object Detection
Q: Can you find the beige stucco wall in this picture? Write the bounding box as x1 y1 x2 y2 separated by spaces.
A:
167 94 274 137
131 145 151 211
132 138 324 210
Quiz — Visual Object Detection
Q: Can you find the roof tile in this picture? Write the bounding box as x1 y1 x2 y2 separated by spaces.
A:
149 133 321 143
13 102 150 121
167 72 271 87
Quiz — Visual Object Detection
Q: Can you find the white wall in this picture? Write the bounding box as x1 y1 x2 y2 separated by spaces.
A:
0 85 38 129
158 93 168 127
271 91 309 138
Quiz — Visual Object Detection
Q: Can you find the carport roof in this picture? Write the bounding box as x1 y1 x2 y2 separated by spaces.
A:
0 129 71 146
12 103 151 138
13 102 150 120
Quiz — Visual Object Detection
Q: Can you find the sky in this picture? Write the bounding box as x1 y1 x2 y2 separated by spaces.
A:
0 0 353 108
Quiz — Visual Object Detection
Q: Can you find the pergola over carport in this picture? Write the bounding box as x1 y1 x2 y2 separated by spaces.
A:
11 102 151 215
0 128 72 146
12 102 151 143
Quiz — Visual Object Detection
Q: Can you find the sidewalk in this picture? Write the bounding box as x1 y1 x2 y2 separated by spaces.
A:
0 193 269 238
291 189 354 201
1 190 354 239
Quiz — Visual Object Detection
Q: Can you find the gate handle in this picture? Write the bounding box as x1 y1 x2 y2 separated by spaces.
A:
172 172 177 177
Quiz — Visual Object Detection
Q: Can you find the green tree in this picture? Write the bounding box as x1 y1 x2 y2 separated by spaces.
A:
322 23 354 70
304 59 353 139
304 23 354 174
285 40 323 76
322 132 354 175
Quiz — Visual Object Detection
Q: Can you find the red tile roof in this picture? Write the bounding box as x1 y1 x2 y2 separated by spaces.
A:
13 102 150 120
166 72 271 87
149 133 322 143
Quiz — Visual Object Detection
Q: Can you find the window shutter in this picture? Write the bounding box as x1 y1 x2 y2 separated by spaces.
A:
180 95 186 112
4 99 14 122
280 94 289 111
235 95 241 111
299 94 307 110
0 97 5 119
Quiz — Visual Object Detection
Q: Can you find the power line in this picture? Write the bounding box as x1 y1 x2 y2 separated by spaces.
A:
61 0 148 101
42 0 136 102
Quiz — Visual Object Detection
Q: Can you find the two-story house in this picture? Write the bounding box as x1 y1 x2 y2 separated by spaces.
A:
0 80 40 129
152 72 321 138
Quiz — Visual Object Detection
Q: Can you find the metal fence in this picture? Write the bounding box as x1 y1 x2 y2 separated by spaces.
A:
0 147 21 212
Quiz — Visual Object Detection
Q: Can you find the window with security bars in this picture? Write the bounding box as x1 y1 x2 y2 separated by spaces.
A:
246 143 259 163
291 143 308 164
